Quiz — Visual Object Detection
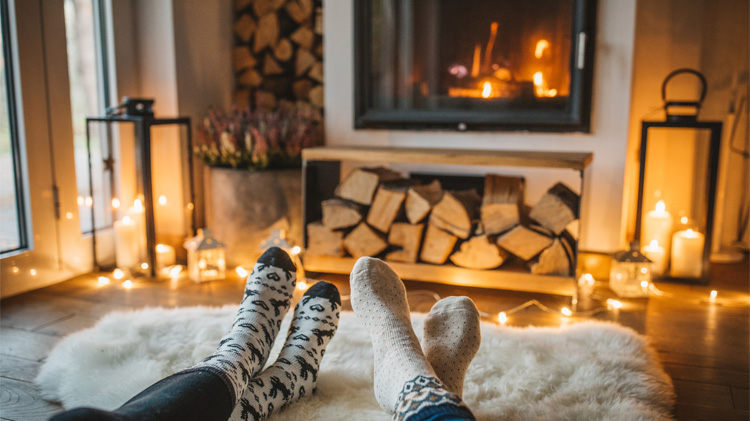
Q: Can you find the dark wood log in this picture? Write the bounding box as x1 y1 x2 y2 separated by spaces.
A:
429 189 480 239
496 225 553 261
321 198 363 230
343 223 388 259
335 167 401 205
450 235 509 269
306 221 344 257
386 223 424 263
405 180 443 224
530 239 572 276
420 224 458 264
481 174 524 235
529 182 580 235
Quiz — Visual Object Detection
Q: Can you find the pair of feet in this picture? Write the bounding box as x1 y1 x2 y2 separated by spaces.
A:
350 257 481 415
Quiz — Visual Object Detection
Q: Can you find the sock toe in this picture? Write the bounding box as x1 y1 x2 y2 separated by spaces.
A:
430 296 479 316
257 247 296 272
304 281 341 305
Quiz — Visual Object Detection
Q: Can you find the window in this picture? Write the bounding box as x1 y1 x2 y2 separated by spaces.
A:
0 0 25 254
64 0 113 233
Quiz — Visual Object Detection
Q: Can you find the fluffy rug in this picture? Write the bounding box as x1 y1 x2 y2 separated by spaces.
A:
36 307 675 420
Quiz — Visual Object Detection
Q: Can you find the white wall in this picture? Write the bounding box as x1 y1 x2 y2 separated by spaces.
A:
323 0 638 253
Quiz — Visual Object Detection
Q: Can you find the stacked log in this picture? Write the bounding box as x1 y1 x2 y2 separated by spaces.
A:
305 167 579 277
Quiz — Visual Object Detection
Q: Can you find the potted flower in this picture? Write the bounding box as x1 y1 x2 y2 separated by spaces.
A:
196 101 322 266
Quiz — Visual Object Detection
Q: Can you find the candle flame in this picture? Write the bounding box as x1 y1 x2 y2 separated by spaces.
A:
650 240 659 248
134 199 144 211
158 195 167 206
710 290 718 302
686 229 695 236
122 216 132 225
606 299 623 309
481 82 492 98
656 200 666 212
498 312 508 324
681 216 688 224
112 198 121 209
156 244 168 253
535 39 550 59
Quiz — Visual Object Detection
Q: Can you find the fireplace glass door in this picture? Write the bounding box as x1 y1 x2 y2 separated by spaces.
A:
354 0 597 132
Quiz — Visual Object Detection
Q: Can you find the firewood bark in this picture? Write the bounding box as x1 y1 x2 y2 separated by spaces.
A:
290 26 315 50
429 189 480 239
321 198 363 230
496 225 553 261
420 224 458 264
530 239 571 276
367 184 407 233
529 182 580 235
253 13 279 53
450 235 509 269
386 223 424 263
306 221 344 257
405 180 443 224
481 174 524 235
273 38 293 62
343 223 388 259
335 167 401 205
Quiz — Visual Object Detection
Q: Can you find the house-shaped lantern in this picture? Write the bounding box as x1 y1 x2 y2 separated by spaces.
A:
609 243 652 298
184 228 226 282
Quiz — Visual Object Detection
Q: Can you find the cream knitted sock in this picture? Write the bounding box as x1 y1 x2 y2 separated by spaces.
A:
350 257 439 413
421 296 481 398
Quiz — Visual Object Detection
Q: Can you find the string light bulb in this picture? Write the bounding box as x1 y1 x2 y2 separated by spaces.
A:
169 265 184 278
709 290 718 302
122 280 133 289
290 246 301 256
561 307 573 317
113 268 125 280
141 263 149 270
235 266 248 278
606 299 623 309
98 276 110 286
158 195 167 206
497 312 508 324
111 198 120 209
296 281 309 291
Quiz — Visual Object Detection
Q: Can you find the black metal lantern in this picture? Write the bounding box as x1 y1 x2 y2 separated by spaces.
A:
86 97 196 277
634 69 722 284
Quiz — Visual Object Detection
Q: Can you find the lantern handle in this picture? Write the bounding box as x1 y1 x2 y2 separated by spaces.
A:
661 68 707 121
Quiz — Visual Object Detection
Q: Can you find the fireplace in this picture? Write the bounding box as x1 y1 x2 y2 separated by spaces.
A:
354 0 597 132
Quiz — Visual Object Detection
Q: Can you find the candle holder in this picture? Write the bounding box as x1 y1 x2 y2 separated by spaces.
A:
609 243 651 298
634 69 721 284
86 98 197 277
184 228 226 282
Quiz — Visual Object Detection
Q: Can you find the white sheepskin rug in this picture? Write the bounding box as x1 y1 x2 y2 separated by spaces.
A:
36 307 675 420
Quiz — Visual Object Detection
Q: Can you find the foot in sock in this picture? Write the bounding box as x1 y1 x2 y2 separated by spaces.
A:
421 296 481 398
229 281 341 421
350 257 474 421
189 246 297 404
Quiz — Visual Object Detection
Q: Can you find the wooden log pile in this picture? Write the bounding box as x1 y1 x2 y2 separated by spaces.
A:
306 167 580 276
233 0 324 109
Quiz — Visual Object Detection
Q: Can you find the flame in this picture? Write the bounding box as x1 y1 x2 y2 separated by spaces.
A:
122 216 133 225
681 216 688 224
111 198 120 209
650 240 659 248
497 312 508 324
471 44 481 78
158 195 167 206
656 200 666 212
481 82 492 98
535 39 550 59
134 199 144 212
533 72 557 98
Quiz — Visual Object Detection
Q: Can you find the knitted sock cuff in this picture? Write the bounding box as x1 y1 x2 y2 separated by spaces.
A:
393 376 475 421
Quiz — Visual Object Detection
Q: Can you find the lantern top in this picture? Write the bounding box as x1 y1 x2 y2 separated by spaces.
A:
184 228 226 251
613 242 652 264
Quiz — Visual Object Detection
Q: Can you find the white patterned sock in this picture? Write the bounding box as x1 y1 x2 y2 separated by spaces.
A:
349 257 438 413
229 281 341 420
421 296 481 398
188 247 297 404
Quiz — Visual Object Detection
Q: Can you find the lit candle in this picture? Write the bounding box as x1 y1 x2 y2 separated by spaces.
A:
642 240 667 276
126 199 147 261
670 229 705 278
114 216 139 268
155 244 176 270
642 200 673 253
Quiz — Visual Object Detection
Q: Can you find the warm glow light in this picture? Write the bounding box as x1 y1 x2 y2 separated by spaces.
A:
141 263 149 270
641 280 649 288
650 240 659 248
497 312 508 324
561 307 572 317
187 202 195 210
296 281 309 291
235 266 248 278
607 299 623 309
681 216 688 224
156 244 168 253
122 280 133 289
113 268 125 279
85 196 93 207
535 39 550 59
65 212 73 220
111 198 121 209
122 216 133 225
30 269 37 276
290 246 302 256
77 196 84 206
640 267 648 274
584 273 595 286
533 72 543 86
134 199 144 212
481 81 492 98
655 200 666 213
169 265 184 278
98 276 110 286
158 195 167 206
11 266 19 274
709 290 718 302
685 229 697 238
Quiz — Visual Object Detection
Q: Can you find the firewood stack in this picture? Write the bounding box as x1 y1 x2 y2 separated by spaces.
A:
233 0 324 109
306 167 580 276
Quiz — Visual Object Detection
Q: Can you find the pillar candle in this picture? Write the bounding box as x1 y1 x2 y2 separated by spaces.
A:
670 229 705 278
155 244 176 270
126 199 147 262
642 240 667 276
114 216 139 268
642 200 673 253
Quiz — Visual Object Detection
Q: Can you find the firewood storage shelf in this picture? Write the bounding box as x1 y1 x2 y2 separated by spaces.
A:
301 146 592 297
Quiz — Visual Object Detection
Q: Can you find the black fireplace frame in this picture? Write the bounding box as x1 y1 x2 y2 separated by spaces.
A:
353 0 598 132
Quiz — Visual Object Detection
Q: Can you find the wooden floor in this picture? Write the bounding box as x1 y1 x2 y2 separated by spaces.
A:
1 258 748 420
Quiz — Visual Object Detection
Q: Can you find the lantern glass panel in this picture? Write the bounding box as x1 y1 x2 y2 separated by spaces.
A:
609 261 651 298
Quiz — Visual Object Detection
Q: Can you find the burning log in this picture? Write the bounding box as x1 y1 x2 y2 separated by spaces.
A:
386 223 424 263
420 224 458 264
405 180 443 224
321 198 363 230
343 223 388 259
480 174 524 235
450 235 509 270
306 222 344 257
335 167 401 206
429 189 480 239
496 225 553 261
529 182 579 235
530 239 571 276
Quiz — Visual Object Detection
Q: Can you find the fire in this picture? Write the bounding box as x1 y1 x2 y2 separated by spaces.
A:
535 40 550 59
533 72 557 98
482 82 492 98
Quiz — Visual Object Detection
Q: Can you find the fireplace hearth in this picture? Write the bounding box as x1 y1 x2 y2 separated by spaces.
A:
354 0 597 132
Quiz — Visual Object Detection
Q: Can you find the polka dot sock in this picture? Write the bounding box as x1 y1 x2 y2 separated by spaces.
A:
229 281 341 420
188 247 297 404
421 296 481 398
